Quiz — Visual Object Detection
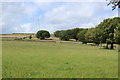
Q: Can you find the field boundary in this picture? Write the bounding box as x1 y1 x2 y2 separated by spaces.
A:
1 38 118 50
1 39 83 44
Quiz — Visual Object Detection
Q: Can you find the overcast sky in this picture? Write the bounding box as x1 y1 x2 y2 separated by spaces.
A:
0 0 118 34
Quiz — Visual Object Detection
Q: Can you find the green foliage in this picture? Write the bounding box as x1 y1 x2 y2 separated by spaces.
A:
96 18 112 43
36 30 50 40
85 28 100 44
97 17 120 49
54 30 62 38
77 29 88 44
114 19 120 44
84 17 120 49
54 28 84 41
71 28 84 41
54 17 120 49
115 26 120 44
107 0 120 10
59 31 71 41
106 39 112 44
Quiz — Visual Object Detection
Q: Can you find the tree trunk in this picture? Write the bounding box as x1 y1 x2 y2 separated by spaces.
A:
106 44 109 49
110 43 114 49
99 41 102 47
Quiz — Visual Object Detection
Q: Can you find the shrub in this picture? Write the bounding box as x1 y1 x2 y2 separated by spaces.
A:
36 30 50 40
29 35 32 39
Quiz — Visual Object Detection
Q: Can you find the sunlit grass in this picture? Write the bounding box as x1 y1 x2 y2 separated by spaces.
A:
2 41 118 78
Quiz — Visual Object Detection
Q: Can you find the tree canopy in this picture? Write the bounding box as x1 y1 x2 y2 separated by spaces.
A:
54 17 120 49
107 0 120 10
36 30 50 40
54 28 84 41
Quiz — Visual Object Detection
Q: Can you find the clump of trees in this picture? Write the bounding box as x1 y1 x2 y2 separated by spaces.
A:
54 17 120 49
36 30 50 40
54 28 84 41
96 17 120 49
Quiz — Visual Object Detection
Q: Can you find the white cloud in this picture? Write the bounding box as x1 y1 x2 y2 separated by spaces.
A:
43 2 117 33
44 3 95 24
1 2 118 34
20 23 33 33
1 2 38 33
0 0 107 2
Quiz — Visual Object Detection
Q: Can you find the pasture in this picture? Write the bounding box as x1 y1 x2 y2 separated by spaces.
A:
2 41 118 78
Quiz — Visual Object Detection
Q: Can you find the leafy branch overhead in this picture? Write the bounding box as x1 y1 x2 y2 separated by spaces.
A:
107 0 120 10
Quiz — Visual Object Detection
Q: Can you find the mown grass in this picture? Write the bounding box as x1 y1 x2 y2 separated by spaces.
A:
2 41 118 78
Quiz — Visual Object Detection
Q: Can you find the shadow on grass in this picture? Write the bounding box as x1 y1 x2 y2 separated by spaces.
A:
44 39 53 40
99 47 116 51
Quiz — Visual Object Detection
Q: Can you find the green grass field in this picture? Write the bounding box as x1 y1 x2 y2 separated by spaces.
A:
2 41 118 78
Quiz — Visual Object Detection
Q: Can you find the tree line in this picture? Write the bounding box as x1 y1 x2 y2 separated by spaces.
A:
54 17 120 49
35 17 120 49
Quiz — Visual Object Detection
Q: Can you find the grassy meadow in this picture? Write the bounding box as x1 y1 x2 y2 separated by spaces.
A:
2 41 118 78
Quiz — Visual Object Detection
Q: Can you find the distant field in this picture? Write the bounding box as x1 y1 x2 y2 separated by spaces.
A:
0 34 54 38
0 34 35 38
0 34 77 43
2 41 118 78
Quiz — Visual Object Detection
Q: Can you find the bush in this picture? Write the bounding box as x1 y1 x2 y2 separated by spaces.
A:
36 30 50 40
29 35 32 39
